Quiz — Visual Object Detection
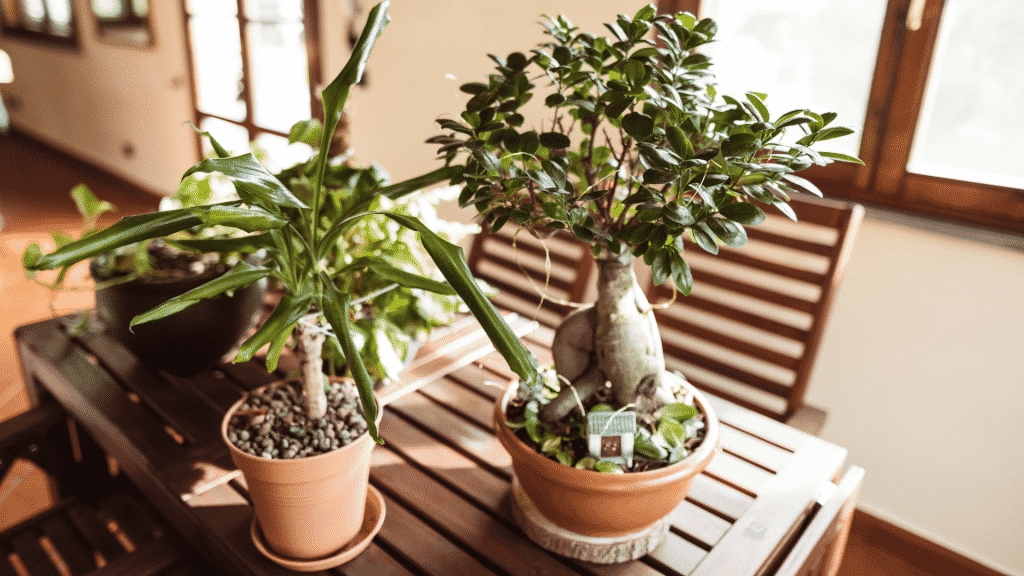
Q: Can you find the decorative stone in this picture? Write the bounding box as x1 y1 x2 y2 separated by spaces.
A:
509 476 669 564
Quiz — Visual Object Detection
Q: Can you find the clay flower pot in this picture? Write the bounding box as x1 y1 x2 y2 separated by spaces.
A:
494 377 720 538
221 380 384 569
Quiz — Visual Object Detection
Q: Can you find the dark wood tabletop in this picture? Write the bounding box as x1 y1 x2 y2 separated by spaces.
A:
14 314 855 576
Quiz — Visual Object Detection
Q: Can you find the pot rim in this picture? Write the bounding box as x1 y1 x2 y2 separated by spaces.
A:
221 377 382 470
494 377 720 486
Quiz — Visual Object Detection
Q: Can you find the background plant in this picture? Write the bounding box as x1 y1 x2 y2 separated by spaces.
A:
430 5 861 426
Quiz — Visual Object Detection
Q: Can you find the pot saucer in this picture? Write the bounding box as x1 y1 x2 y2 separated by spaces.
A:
250 485 386 572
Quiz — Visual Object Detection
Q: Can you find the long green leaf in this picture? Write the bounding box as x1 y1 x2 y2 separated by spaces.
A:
195 205 290 232
319 277 382 443
183 154 308 212
377 211 539 388
165 233 276 254
27 208 207 270
235 292 313 364
378 166 465 200
312 1 391 249
128 262 272 328
338 257 456 295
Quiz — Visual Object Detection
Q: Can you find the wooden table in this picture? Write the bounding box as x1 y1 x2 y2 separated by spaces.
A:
14 314 860 576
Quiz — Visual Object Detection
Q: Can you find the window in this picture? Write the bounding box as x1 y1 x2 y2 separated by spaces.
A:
0 0 78 48
658 0 1024 234
90 0 152 47
182 0 323 171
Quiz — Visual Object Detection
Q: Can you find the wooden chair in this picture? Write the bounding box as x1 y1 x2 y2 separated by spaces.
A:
648 195 865 435
467 225 596 342
0 399 214 576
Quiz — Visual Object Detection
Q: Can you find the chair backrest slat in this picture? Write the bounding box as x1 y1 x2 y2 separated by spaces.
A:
652 195 864 423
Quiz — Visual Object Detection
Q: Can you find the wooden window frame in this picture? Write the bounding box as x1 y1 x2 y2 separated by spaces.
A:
0 0 79 50
180 0 324 159
659 0 1024 235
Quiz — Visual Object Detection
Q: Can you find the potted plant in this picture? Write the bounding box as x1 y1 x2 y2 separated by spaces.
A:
24 1 538 570
426 4 861 561
24 181 268 376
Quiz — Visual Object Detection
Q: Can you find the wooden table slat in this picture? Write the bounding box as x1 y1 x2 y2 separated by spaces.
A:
667 501 732 549
704 451 775 496
685 475 755 521
384 391 513 477
645 532 708 576
74 331 223 445
706 395 809 453
375 493 501 576
718 424 794 474
370 446 585 576
335 543 419 576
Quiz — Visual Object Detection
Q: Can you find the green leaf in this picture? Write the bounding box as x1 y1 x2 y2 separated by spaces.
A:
782 173 823 198
519 131 540 155
459 82 489 95
745 92 770 122
594 460 624 474
70 184 116 230
665 126 693 159
195 205 289 232
129 262 271 328
664 202 696 226
721 133 761 157
814 126 856 141
719 202 766 225
165 233 275 254
287 119 323 146
691 224 719 255
643 168 676 185
26 208 206 271
819 151 865 165
363 262 457 295
658 417 686 448
374 212 539 389
182 154 308 211
539 131 571 149
235 292 313 365
320 282 382 444
651 250 671 286
604 97 634 119
670 253 693 296
658 403 698 422
707 217 747 247
621 112 654 141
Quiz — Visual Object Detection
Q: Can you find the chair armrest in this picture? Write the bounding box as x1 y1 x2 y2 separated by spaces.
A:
785 404 829 436
774 465 865 576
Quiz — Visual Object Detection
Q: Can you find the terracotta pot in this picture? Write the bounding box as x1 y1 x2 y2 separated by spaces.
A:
494 377 720 537
91 260 266 376
221 380 382 562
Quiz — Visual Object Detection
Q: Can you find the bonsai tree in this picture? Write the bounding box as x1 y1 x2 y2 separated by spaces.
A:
429 6 861 428
23 0 537 444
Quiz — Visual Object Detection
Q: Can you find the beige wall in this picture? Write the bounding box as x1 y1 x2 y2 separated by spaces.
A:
2 0 1022 573
0 0 195 196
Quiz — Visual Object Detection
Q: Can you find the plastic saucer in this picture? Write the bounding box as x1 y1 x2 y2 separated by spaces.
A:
249 484 386 572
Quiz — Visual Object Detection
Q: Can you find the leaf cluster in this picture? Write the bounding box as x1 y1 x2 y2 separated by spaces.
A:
429 4 862 294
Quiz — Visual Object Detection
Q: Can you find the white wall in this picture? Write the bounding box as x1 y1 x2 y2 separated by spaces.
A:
0 0 196 196
807 217 1024 575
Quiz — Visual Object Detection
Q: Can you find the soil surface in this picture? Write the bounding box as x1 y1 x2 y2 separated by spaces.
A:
91 239 224 283
226 379 368 459
508 385 707 473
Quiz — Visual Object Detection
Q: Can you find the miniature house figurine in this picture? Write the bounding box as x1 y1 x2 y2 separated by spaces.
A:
587 411 636 467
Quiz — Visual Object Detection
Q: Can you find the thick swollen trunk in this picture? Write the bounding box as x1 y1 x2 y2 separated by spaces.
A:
541 254 670 423
294 315 327 420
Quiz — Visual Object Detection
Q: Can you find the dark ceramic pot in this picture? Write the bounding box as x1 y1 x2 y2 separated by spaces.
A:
90 260 267 377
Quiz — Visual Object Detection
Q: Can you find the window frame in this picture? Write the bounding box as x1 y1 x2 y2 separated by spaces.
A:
0 0 80 50
180 0 324 160
658 0 1024 235
91 0 153 47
